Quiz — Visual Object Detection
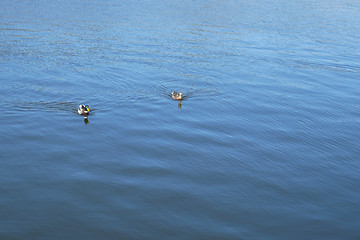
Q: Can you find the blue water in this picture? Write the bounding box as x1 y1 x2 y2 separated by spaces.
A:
1 0 360 239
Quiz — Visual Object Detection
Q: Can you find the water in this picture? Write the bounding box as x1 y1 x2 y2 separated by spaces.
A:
1 0 360 239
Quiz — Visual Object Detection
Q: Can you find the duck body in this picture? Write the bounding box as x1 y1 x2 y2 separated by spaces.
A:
171 91 183 100
78 104 90 116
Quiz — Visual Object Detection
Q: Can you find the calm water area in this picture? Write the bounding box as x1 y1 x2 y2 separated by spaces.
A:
1 0 360 239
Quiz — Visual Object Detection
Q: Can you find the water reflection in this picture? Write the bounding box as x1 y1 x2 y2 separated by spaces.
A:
84 117 90 125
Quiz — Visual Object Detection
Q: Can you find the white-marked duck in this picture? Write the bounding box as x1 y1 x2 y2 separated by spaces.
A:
78 104 90 116
171 91 183 100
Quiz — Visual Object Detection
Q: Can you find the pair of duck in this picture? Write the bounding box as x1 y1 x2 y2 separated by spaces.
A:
78 91 183 116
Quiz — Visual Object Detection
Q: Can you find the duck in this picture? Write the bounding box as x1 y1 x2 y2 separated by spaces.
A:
78 104 90 116
171 91 183 100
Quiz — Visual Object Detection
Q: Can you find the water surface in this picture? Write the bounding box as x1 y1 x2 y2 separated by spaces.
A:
1 0 360 239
